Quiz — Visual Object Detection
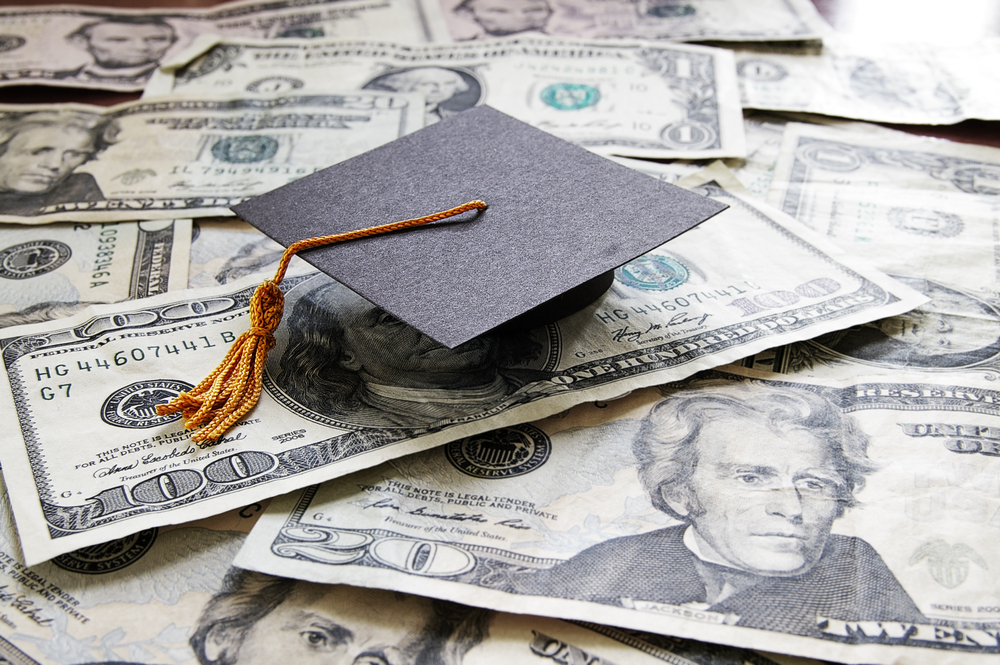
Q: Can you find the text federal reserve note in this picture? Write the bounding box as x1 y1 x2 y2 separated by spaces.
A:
0 92 423 224
741 123 1000 379
430 0 827 44
236 366 1000 665
147 36 746 160
0 0 444 92
0 164 922 565
0 220 191 329
0 476 756 665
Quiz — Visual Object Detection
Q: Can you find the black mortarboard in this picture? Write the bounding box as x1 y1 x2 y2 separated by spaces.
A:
231 106 726 349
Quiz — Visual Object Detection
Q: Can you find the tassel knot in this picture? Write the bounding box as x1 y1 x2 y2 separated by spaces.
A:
156 199 487 442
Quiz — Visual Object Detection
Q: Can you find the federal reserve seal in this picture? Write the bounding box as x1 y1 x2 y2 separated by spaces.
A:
101 380 194 429
211 135 279 163
616 255 689 291
52 529 157 574
446 425 550 478
540 83 600 111
0 240 71 279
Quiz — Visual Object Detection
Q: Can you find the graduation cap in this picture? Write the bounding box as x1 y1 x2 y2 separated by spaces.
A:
158 106 726 441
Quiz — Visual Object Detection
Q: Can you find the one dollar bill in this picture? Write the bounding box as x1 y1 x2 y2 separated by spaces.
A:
236 365 1000 665
0 164 923 565
0 91 424 224
146 35 747 160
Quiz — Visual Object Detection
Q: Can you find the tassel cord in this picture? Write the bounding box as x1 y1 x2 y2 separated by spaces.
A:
157 200 487 443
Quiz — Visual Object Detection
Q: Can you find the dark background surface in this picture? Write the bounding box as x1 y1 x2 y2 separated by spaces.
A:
0 0 997 150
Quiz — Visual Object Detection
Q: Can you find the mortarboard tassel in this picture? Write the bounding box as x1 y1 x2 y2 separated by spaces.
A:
156 199 488 443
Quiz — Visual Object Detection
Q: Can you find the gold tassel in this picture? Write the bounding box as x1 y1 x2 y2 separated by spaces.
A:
156 200 487 443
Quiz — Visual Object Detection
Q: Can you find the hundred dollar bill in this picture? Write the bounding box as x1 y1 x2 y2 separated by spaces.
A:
0 476 755 665
0 91 424 224
735 37 1000 124
740 124 1000 379
0 163 925 565
236 365 1000 665
146 35 746 160
430 0 828 44
0 219 191 329
0 0 445 92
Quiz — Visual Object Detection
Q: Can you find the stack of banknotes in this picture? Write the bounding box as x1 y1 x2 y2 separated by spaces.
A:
0 0 997 663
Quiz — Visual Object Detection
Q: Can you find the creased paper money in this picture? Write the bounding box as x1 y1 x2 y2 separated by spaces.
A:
735 37 1000 124
0 91 423 224
235 366 1000 665
428 0 828 44
0 475 767 665
742 123 1000 379
188 218 309 289
0 219 190 329
0 0 444 92
0 164 923 565
146 35 746 160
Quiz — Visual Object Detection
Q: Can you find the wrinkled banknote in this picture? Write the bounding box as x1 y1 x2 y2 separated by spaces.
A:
0 0 444 92
430 0 827 43
735 37 1000 124
0 164 924 565
0 220 190 330
742 124 1000 379
612 112 894 199
0 478 766 665
188 218 309 289
0 91 423 224
236 365 1000 665
146 35 746 160
610 111 788 198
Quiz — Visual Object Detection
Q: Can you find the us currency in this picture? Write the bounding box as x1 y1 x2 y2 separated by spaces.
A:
0 163 925 565
0 478 738 665
735 36 1000 124
612 112 897 200
610 111 789 199
235 365 1000 665
0 91 424 224
188 218 309 289
429 0 828 43
145 36 746 160
0 0 445 92
0 219 190 329
740 123 1000 379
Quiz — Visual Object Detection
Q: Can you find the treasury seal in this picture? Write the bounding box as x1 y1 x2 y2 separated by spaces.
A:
211 135 279 163
616 255 689 291
0 240 71 279
446 425 550 478
52 529 158 574
540 83 600 111
101 380 194 429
